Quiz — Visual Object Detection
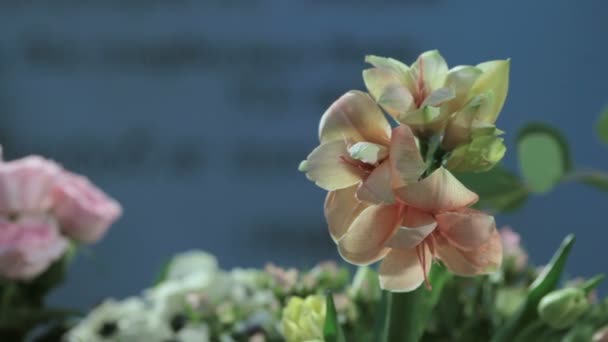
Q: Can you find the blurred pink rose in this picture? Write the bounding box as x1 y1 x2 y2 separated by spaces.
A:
0 214 67 280
0 156 62 214
52 172 122 243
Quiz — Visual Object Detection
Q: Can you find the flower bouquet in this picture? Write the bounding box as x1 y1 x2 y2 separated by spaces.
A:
2 50 608 341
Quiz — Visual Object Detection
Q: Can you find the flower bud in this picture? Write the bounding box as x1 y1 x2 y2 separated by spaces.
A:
445 135 506 172
281 295 326 342
538 287 590 329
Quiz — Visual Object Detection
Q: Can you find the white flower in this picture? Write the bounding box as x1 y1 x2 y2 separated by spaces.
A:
176 324 211 342
166 250 218 281
65 297 172 342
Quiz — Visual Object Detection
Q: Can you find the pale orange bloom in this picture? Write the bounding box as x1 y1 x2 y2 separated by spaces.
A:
302 90 502 292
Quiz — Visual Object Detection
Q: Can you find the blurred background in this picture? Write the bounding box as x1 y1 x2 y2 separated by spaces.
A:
0 0 607 308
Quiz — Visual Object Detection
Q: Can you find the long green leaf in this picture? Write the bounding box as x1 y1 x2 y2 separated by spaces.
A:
492 234 575 342
323 292 345 342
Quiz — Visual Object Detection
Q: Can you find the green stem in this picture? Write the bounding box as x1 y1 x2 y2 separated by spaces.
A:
382 265 452 342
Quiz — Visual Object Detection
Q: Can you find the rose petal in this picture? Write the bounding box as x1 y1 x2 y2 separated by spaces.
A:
338 204 400 265
304 140 367 191
0 214 67 280
325 185 369 242
436 209 495 251
0 156 62 214
356 161 395 204
318 90 391 145
385 207 437 250
436 230 502 276
389 125 426 187
379 246 432 292
395 167 478 212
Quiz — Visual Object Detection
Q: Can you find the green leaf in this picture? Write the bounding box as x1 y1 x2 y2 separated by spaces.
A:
492 235 575 342
382 264 452 342
456 165 529 212
323 292 345 342
517 123 570 193
596 105 608 145
580 274 605 294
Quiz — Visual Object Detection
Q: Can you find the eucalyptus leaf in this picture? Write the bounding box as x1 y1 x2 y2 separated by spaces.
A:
517 123 570 193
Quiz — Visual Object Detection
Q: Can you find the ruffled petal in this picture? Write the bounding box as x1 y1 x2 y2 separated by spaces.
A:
436 230 502 276
356 161 395 204
385 207 437 250
318 91 391 145
379 246 432 292
338 204 400 265
389 125 426 187
325 185 369 242
303 140 366 191
394 167 478 212
443 65 483 113
436 209 495 251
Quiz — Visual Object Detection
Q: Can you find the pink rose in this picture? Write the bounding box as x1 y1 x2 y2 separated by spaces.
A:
0 156 62 214
51 172 122 243
0 214 68 280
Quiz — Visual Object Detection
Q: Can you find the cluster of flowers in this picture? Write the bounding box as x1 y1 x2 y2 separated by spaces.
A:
67 228 608 342
299 50 510 291
66 251 372 342
0 153 121 280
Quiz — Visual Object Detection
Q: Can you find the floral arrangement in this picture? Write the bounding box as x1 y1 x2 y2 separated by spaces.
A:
2 50 608 342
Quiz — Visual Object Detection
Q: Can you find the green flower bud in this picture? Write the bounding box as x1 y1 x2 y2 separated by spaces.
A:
445 135 506 172
281 295 326 342
538 287 590 329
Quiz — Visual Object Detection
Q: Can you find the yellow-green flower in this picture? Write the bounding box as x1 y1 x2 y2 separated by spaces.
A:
363 50 509 141
281 295 326 342
445 134 506 172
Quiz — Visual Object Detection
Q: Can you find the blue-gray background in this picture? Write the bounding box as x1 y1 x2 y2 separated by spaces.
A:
0 0 606 308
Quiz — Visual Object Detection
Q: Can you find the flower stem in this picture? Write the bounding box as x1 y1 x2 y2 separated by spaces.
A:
382 264 452 342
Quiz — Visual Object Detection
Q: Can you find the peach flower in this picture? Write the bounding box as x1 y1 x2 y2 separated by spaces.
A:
301 95 501 291
52 172 122 243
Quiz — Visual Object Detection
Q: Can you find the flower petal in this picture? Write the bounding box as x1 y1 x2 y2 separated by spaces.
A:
436 230 502 276
356 161 395 204
436 209 495 251
410 50 449 92
338 204 400 265
379 246 432 292
318 90 391 145
385 207 437 250
470 60 510 124
394 167 478 212
325 185 369 242
389 125 426 187
421 87 455 107
304 140 366 191
443 65 483 113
